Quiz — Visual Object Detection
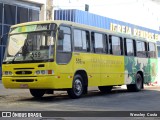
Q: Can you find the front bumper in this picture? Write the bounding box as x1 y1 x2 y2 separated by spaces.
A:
2 75 71 89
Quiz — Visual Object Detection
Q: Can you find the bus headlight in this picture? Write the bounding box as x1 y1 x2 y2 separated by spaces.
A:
41 70 46 74
35 70 41 75
35 70 54 75
3 71 13 75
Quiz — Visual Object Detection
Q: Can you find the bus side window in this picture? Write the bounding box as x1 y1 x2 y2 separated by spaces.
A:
110 35 122 55
148 42 156 58
82 30 90 52
74 29 83 51
124 38 134 56
136 41 147 58
73 29 90 52
91 32 104 53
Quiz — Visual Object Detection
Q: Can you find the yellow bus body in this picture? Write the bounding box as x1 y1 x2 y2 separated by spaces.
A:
2 53 125 89
2 20 158 99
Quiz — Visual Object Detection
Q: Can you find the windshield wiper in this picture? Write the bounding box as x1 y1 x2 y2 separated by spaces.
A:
11 52 35 63
11 44 34 63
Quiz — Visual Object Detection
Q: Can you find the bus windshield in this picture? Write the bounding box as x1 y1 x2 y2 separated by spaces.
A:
3 31 55 63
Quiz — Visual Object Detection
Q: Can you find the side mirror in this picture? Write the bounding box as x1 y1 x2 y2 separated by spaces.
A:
58 30 64 40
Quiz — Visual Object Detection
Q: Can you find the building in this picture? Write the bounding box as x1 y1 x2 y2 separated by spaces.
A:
0 0 46 77
54 9 160 41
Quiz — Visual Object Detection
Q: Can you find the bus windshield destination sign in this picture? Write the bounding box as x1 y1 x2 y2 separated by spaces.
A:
10 24 49 34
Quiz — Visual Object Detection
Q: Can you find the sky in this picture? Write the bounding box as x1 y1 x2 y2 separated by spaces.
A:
53 0 160 30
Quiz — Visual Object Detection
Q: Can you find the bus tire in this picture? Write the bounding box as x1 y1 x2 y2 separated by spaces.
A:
98 86 113 93
67 74 84 99
29 89 46 98
127 73 143 92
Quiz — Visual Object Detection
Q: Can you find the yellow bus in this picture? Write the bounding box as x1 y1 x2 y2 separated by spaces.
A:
2 20 158 99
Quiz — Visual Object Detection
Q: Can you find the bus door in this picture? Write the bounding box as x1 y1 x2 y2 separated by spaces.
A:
108 35 124 85
56 25 73 87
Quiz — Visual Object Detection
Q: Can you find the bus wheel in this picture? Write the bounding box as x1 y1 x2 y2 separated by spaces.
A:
98 86 113 93
127 73 142 92
67 74 84 99
29 89 46 98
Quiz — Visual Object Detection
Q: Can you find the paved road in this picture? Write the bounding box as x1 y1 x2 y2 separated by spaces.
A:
0 80 160 120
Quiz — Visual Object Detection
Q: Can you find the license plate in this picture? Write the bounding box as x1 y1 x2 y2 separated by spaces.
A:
20 84 28 88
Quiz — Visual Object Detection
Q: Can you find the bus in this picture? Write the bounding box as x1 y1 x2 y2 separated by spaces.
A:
2 20 158 99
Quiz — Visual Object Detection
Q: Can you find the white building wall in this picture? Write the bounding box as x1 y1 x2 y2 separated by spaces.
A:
21 0 46 4
19 0 47 20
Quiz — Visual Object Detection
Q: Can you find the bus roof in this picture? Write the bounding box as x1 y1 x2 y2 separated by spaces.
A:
11 20 156 43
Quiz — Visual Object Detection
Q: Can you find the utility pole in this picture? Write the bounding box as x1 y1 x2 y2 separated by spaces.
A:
46 0 54 20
